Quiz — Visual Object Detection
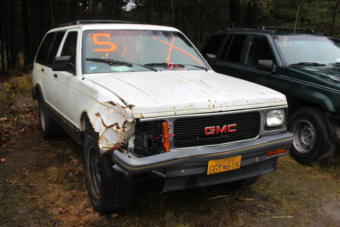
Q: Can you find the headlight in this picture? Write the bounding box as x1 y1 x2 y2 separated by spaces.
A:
266 109 285 127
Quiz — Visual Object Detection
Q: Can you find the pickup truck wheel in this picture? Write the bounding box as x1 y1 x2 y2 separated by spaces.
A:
288 107 334 165
37 96 58 139
83 122 133 214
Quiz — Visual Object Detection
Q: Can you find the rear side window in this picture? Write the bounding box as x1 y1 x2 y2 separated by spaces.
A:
61 32 78 65
225 35 248 64
46 32 65 66
36 33 55 65
203 34 226 55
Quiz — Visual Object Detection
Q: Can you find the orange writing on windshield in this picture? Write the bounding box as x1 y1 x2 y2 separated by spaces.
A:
92 33 117 52
153 36 204 66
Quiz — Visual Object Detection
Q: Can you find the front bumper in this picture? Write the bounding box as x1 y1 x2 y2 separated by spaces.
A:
112 132 293 174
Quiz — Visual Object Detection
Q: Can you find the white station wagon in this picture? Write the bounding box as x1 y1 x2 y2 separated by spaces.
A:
32 20 292 214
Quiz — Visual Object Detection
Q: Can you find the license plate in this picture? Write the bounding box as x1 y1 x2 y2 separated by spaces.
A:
207 156 242 175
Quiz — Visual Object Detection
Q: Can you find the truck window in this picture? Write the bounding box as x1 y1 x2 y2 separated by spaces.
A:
225 35 247 64
61 31 78 65
246 36 275 67
203 34 226 55
46 32 65 66
36 33 55 65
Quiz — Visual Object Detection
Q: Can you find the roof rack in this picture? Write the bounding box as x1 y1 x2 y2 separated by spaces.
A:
259 26 315 34
227 27 275 34
226 26 315 34
58 19 144 27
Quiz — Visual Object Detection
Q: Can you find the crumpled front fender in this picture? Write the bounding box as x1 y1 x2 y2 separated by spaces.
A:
87 101 135 154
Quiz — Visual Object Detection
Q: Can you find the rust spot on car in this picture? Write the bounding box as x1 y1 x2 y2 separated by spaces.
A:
102 142 123 155
107 101 117 106
100 119 121 129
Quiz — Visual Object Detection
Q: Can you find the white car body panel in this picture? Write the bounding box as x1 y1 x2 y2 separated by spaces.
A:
84 70 287 118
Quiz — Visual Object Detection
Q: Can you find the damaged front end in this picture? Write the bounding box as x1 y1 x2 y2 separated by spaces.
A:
87 101 169 157
87 101 136 154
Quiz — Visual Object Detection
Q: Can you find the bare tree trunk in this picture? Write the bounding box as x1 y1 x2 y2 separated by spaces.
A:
331 0 340 35
21 0 31 71
230 0 241 27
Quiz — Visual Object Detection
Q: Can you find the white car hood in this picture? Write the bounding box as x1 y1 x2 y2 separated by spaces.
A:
85 70 287 118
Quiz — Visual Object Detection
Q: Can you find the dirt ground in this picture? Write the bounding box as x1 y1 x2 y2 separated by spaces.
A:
0 76 340 227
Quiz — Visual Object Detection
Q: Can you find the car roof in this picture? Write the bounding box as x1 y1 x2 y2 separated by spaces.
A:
217 27 319 36
48 22 179 33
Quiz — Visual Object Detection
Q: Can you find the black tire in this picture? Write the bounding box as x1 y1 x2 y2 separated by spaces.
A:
83 119 133 214
228 176 261 188
288 107 335 165
37 95 58 140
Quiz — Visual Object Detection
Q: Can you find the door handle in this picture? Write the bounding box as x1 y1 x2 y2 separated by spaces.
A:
41 68 44 72
53 74 58 78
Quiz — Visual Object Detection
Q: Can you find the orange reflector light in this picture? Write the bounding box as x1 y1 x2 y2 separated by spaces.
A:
162 121 170 152
266 148 287 156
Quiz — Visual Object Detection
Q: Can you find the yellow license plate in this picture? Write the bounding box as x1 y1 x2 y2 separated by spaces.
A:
207 156 242 175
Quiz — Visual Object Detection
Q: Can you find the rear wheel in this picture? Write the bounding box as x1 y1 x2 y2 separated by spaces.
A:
288 107 335 165
37 95 59 139
83 119 134 214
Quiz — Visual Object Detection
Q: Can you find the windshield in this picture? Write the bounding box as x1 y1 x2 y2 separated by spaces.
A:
275 35 340 65
82 30 208 74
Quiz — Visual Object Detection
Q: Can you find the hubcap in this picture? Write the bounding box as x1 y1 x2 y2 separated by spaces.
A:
39 104 46 132
89 146 102 200
292 119 316 154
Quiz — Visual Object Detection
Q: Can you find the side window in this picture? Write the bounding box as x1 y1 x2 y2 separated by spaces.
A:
203 34 226 55
36 33 55 65
225 35 248 64
61 31 78 65
46 32 65 66
218 35 232 60
246 36 275 67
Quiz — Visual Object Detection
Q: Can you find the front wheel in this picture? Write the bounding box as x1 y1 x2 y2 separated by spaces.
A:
83 119 134 214
288 107 335 165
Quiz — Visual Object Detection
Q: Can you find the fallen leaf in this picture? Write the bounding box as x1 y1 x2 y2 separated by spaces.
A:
0 117 8 122
272 216 294 219
208 194 230 200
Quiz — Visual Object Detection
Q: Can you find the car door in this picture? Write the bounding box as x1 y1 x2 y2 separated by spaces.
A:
34 32 56 106
53 30 79 124
242 35 281 90
213 34 250 78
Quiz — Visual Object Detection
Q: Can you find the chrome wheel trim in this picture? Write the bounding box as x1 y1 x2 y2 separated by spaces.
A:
292 119 316 154
39 103 46 132
89 146 102 200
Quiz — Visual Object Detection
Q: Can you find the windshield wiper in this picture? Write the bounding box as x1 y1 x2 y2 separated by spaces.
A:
86 58 157 72
290 62 326 67
184 64 208 71
145 62 208 71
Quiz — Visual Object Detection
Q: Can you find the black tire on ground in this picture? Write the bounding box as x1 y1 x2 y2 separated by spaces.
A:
288 107 335 165
83 118 134 214
228 176 261 188
37 95 59 140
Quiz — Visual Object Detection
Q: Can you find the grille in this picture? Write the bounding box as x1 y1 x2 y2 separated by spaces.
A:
173 112 260 148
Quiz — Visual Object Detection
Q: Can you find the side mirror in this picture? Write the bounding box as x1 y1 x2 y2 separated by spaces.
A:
53 56 75 74
257 59 275 72
205 53 217 61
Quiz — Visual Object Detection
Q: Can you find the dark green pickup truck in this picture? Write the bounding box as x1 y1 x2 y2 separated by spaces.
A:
203 28 340 164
